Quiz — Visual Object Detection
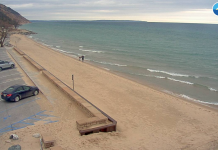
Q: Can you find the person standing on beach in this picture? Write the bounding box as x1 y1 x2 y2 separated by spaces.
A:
79 55 85 62
81 55 84 62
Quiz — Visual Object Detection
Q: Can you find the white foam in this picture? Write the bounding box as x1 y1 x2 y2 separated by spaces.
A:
167 77 194 85
42 43 53 47
155 76 166 79
162 90 178 96
52 48 67 53
179 94 218 105
65 51 74 54
79 46 83 48
93 60 127 67
131 73 166 79
209 88 217 92
146 75 166 79
147 69 189 77
180 94 195 100
79 49 104 53
163 91 218 105
56 46 61 48
103 68 110 71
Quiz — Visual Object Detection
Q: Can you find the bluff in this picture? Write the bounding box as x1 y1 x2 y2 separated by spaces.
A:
0 3 30 26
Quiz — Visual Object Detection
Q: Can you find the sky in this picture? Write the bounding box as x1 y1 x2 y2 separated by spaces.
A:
1 0 218 24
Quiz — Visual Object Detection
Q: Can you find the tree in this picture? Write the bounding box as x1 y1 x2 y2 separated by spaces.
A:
0 22 10 47
12 20 20 29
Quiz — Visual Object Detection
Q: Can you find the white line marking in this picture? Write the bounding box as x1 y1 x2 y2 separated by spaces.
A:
0 73 20 79
0 78 22 85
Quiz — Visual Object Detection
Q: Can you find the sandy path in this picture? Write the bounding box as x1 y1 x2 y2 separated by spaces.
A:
3 34 218 150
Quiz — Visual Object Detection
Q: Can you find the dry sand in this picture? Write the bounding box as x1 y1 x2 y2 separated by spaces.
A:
1 34 218 150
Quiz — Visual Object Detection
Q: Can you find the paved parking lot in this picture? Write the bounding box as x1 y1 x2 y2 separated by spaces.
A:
0 48 25 101
0 47 57 135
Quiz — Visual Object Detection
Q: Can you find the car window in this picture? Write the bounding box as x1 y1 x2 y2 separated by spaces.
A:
5 87 15 93
15 87 24 92
23 86 30 91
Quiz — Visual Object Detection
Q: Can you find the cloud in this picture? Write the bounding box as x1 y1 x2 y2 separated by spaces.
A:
1 0 218 23
7 3 34 8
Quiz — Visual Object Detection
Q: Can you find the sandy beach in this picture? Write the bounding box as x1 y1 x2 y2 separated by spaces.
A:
1 34 218 150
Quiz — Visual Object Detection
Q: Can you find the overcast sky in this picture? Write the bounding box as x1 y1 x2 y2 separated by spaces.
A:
1 0 218 24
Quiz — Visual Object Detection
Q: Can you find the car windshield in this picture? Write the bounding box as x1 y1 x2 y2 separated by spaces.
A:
4 87 15 93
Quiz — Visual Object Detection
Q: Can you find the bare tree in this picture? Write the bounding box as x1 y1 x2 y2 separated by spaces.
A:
0 22 10 47
12 20 20 29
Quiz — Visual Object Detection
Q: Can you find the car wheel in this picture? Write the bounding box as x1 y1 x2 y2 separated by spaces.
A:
14 96 20 102
11 64 14 68
0 67 2 72
33 90 39 96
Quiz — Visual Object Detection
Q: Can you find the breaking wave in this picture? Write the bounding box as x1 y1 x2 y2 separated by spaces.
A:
147 69 198 78
163 91 218 106
167 77 194 85
131 73 218 93
179 94 218 105
209 88 217 92
80 49 104 53
92 60 127 67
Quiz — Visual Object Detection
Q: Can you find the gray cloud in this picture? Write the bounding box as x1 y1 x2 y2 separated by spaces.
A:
0 0 217 23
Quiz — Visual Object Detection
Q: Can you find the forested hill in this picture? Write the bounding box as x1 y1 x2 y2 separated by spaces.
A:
0 4 30 27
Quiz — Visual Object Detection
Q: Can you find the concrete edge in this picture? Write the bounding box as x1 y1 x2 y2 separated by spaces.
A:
11 47 117 135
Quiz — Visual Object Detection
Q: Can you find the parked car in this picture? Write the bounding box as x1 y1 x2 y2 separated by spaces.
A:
0 60 15 71
1 85 39 102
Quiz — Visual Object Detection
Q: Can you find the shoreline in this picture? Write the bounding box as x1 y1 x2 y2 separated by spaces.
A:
18 22 218 105
19 32 218 112
77 62 218 112
7 33 218 149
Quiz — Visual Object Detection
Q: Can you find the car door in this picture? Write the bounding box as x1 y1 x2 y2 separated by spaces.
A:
15 86 25 99
22 86 32 97
0 61 5 69
4 61 10 68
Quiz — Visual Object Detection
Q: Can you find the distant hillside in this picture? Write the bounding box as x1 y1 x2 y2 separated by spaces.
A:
0 3 30 26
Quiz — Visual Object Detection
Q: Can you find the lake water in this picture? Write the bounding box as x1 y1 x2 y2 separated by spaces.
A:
21 21 218 105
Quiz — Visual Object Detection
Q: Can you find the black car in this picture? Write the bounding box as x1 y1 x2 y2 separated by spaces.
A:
1 85 39 102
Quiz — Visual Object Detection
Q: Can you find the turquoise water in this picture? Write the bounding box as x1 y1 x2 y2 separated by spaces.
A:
21 21 218 105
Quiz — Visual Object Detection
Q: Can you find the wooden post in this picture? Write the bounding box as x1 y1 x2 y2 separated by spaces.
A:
72 74 74 91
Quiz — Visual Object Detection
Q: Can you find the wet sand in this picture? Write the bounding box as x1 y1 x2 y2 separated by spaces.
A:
1 34 218 150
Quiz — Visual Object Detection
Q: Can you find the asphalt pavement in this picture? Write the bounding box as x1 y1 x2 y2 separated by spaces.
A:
0 47 56 135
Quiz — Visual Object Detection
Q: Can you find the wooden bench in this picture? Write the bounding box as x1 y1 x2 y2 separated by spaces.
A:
76 113 108 130
76 117 99 129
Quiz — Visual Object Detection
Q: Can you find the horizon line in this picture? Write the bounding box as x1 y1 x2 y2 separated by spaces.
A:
27 20 218 25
